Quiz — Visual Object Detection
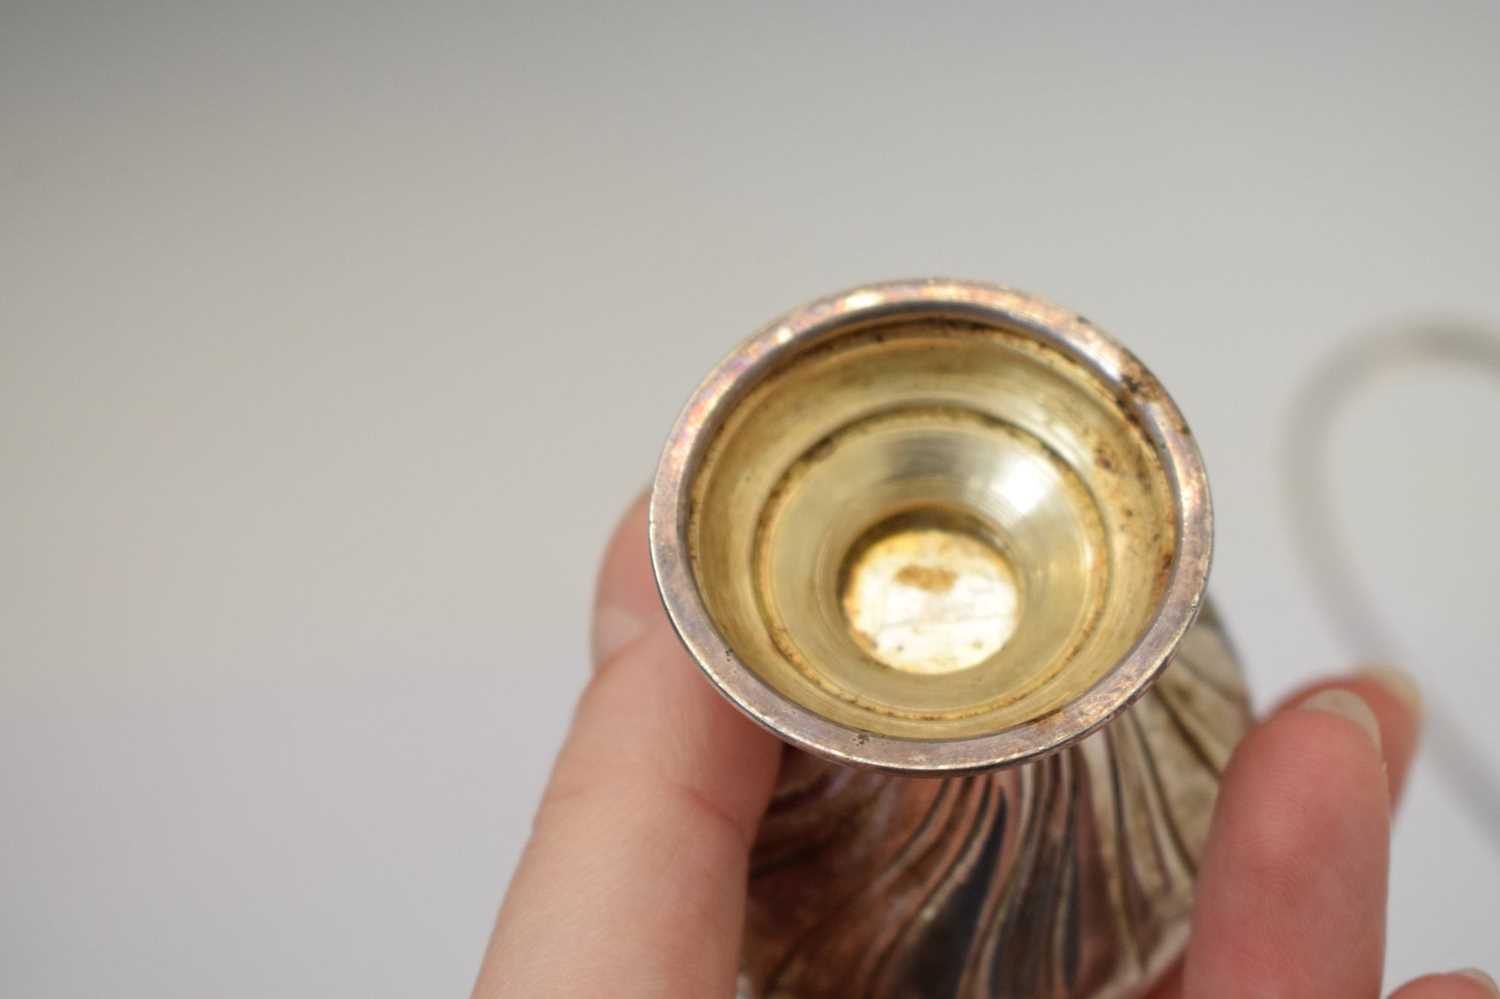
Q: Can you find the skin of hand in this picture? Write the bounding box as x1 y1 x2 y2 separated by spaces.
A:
473 495 1497 999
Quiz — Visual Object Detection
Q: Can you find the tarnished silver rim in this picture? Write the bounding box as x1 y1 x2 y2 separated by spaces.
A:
648 279 1212 773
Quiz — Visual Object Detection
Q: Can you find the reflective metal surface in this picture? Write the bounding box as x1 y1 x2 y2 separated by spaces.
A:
739 604 1246 999
651 279 1212 771
650 280 1250 997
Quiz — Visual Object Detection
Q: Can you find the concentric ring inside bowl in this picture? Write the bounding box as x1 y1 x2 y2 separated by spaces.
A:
685 313 1180 742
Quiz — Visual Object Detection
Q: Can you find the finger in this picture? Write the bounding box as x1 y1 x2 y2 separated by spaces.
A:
1157 668 1422 999
1280 667 1423 802
472 494 782 998
589 490 667 667
1183 674 1419 998
1389 970 1500 998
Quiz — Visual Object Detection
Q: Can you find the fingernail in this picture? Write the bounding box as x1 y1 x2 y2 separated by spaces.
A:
592 603 647 668
1364 665 1423 717
1457 968 1500 996
1299 689 1382 751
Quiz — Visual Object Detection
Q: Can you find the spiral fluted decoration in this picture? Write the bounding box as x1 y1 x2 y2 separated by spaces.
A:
738 603 1250 999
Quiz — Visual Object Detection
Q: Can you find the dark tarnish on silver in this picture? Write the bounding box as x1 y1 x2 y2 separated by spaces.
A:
739 604 1248 999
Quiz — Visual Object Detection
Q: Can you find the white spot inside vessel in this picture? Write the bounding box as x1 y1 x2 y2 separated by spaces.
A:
841 524 1020 675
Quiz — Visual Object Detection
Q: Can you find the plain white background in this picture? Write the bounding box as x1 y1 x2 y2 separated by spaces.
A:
4 2 1498 995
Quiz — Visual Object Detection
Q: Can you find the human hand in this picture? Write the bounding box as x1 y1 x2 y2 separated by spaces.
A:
473 496 1496 999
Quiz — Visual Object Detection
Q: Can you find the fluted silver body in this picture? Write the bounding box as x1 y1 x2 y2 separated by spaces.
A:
738 605 1248 999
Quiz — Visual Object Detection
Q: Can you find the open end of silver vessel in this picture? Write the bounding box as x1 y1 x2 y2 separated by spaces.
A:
649 279 1212 773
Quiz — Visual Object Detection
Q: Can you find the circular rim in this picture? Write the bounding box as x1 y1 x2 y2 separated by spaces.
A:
648 279 1212 773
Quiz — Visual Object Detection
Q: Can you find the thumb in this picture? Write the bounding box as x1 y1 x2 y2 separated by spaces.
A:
473 493 780 998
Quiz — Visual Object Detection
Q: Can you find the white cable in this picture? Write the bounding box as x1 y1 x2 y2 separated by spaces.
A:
1283 322 1500 849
